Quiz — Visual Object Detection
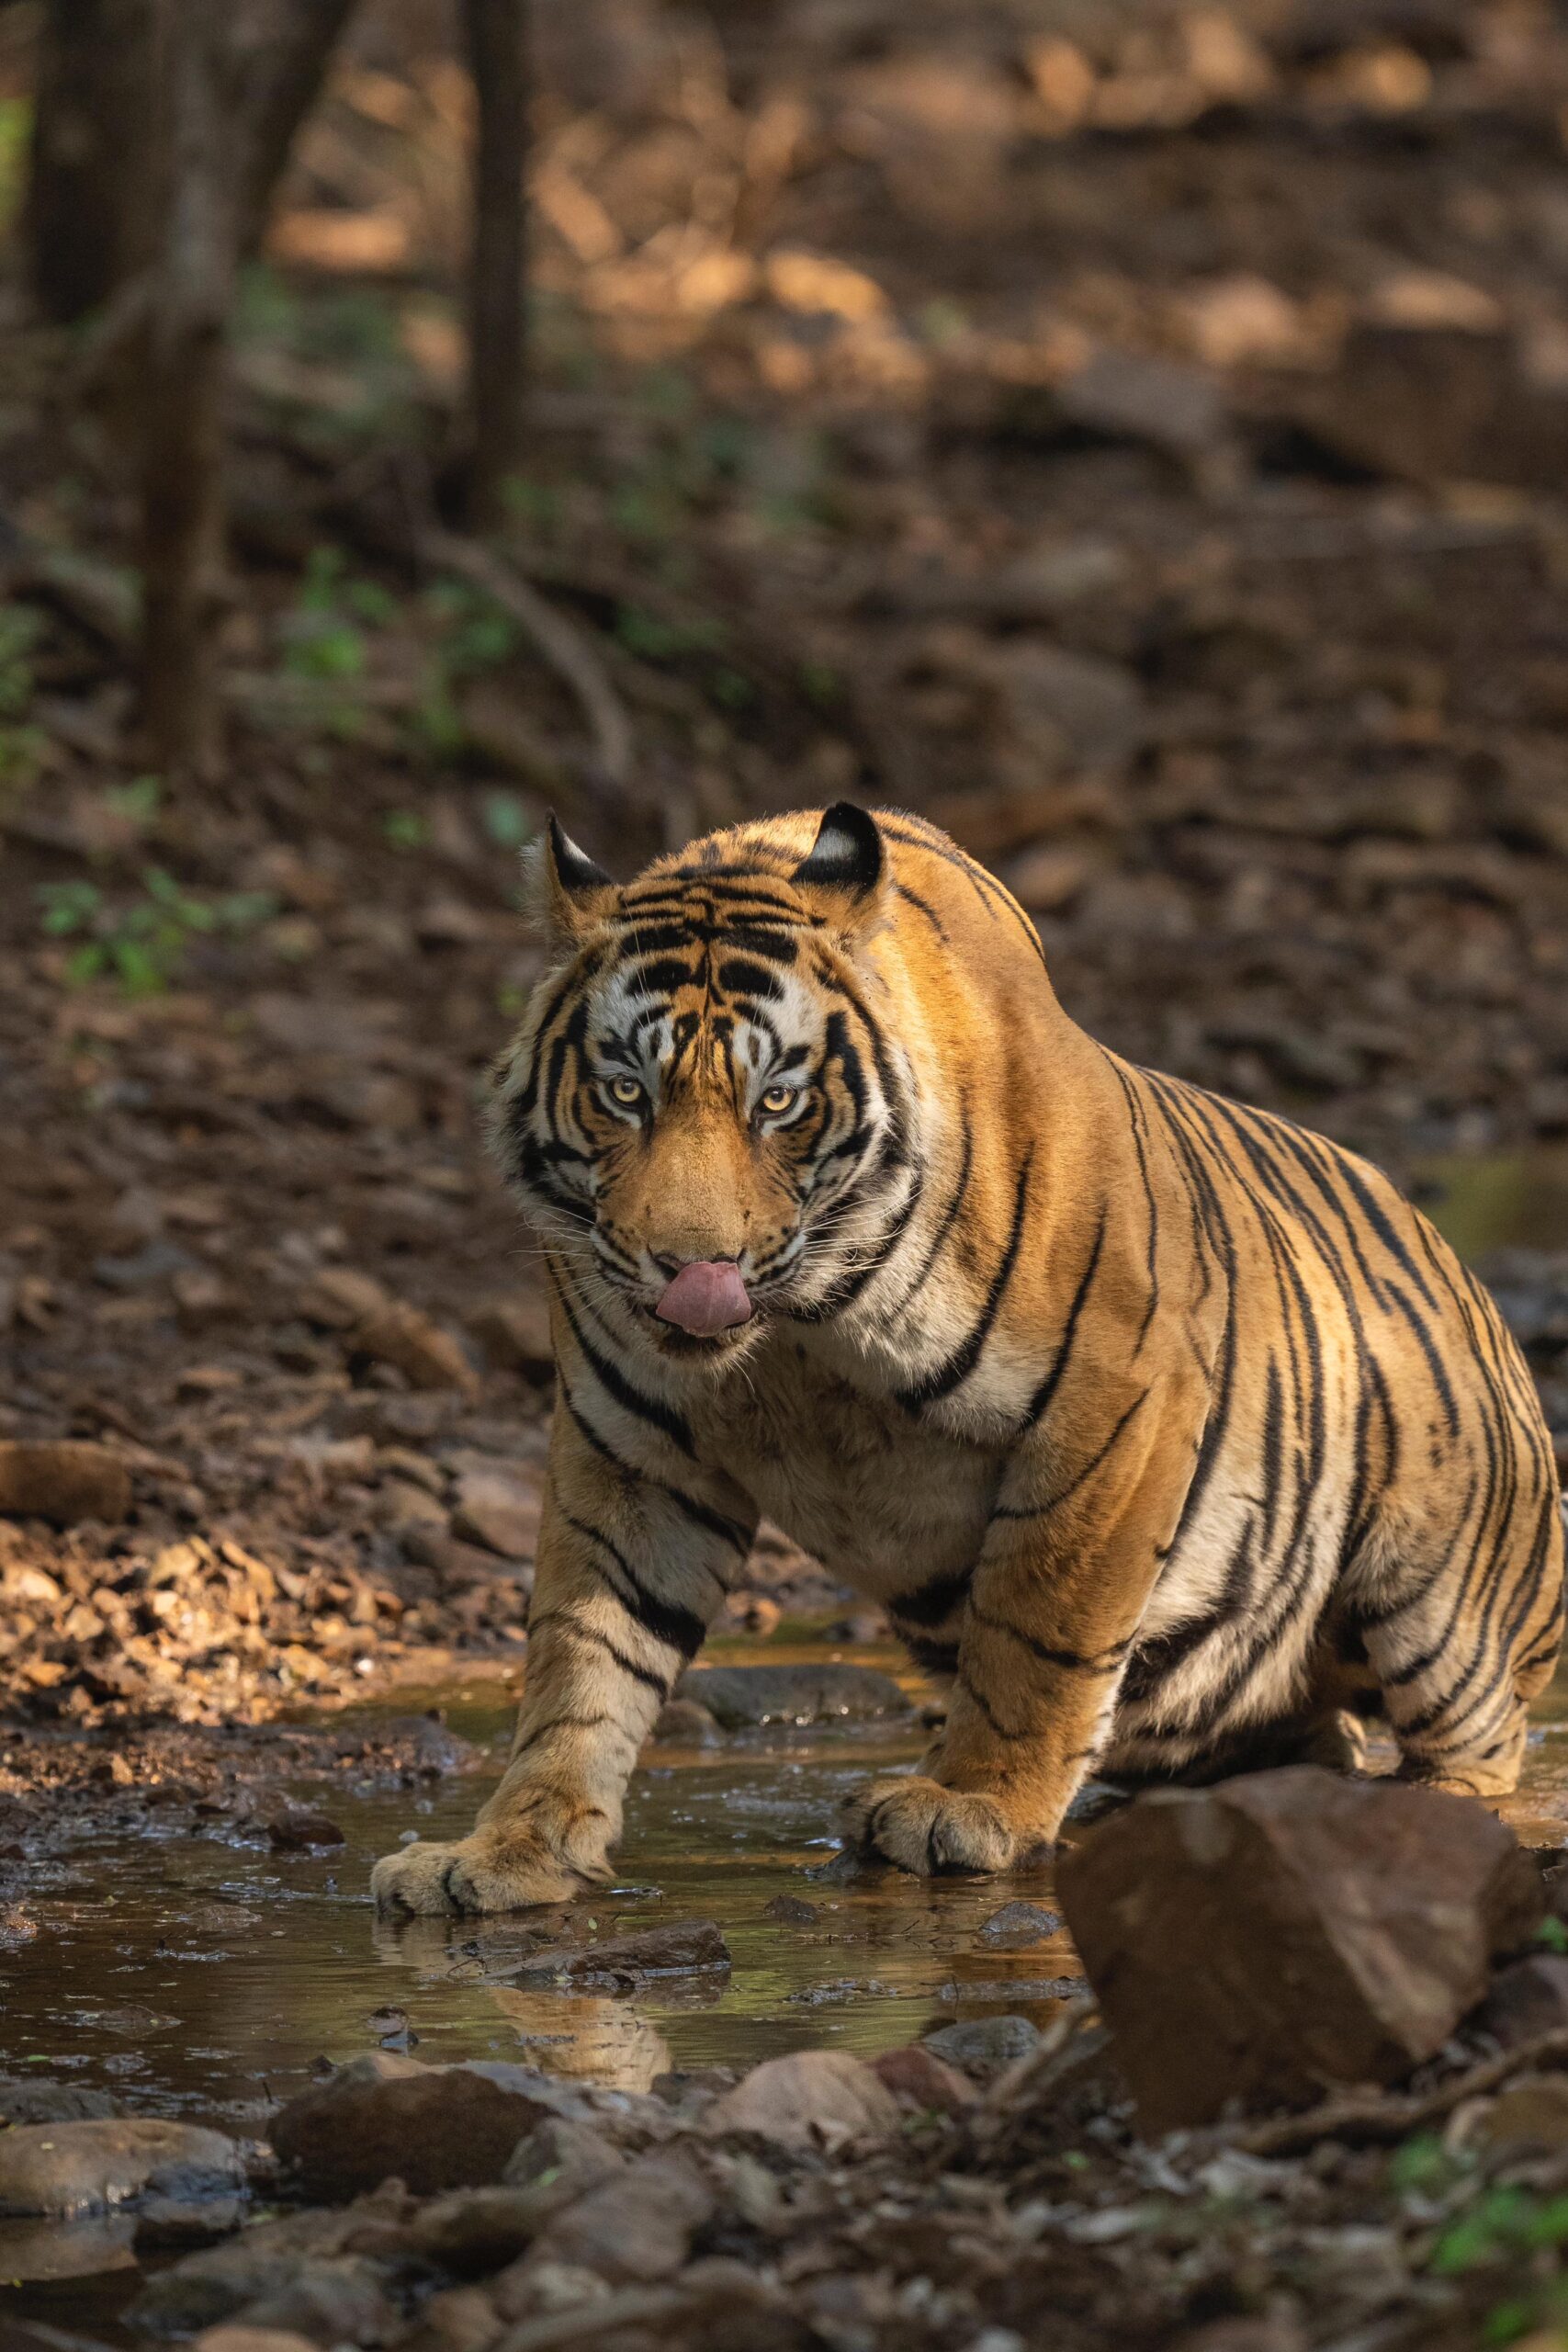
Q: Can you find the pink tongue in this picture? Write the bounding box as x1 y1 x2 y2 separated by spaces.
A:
656 1260 752 1336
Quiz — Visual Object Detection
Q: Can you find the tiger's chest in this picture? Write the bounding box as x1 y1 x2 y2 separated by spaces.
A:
695 1346 1002 1600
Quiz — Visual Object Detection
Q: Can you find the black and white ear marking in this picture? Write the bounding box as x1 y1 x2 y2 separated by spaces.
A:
791 801 884 897
547 812 614 894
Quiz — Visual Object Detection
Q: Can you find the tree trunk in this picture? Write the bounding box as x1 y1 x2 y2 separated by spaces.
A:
28 0 361 329
462 0 529 528
234 0 363 253
138 0 235 778
28 0 159 324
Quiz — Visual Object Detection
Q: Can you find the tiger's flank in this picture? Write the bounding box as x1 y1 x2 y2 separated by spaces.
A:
371 805 1565 1914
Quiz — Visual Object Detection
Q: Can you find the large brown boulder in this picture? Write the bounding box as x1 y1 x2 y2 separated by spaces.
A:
269 2056 551 2200
1057 1767 1541 2134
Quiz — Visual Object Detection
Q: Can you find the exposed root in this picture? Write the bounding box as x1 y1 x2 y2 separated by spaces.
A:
418 526 634 793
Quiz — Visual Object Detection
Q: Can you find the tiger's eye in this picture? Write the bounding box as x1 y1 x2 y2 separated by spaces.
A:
607 1075 644 1107
760 1083 798 1115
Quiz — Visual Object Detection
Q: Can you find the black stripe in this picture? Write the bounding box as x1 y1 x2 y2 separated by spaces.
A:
559 1380 751 1553
551 1275 697 1459
558 1506 710 1658
968 1602 1130 1675
1021 1205 1107 1428
897 1149 1034 1410
992 1388 1152 1524
530 1609 671 1698
891 1564 973 1629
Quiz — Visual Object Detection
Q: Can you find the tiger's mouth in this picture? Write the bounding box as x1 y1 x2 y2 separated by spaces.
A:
654 1260 752 1337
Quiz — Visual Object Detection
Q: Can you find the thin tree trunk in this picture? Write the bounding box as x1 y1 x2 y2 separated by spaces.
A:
461 0 528 528
235 0 363 253
28 0 159 324
139 0 235 778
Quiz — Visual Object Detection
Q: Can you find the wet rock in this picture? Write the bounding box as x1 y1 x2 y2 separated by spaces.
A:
1058 1767 1543 2134
1474 1954 1568 2050
0 2117 244 2215
0 2075 118 2123
763 1894 819 1926
938 1974 1087 2005
701 2051 899 2150
868 2043 976 2114
513 1919 730 1990
650 1696 721 1744
470 1295 554 1379
265 1807 345 1851
129 2197 400 2335
135 2192 249 2250
520 2148 715 2283
0 2210 139 2285
979 1900 1065 1947
676 1662 910 1728
270 2053 551 2199
921 2015 1043 2081
0 1440 131 1527
451 1466 539 1561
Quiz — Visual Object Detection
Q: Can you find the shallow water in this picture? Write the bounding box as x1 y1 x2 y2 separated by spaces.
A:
0 1644 1090 2149
6 1637 1568 2150
1419 1141 1568 1259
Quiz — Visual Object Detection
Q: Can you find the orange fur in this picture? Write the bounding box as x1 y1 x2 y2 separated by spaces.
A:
374 808 1564 1913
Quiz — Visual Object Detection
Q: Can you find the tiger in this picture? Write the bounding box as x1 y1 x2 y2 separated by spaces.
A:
371 803 1565 1916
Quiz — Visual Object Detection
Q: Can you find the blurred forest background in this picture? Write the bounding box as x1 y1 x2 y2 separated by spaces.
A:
2 0 1568 1729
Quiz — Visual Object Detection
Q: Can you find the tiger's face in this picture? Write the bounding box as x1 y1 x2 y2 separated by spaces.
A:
491 807 912 1360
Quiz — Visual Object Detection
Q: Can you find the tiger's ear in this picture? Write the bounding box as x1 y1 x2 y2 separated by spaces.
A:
790 802 888 934
523 813 618 945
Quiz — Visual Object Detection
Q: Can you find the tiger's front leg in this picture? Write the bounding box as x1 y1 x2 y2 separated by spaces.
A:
846 1374 1204 1874
372 1393 755 1917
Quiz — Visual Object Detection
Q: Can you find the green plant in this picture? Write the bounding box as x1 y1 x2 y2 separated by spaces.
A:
0 603 45 788
38 868 276 996
0 98 32 236
408 579 521 762
481 791 534 851
382 809 430 852
104 776 162 828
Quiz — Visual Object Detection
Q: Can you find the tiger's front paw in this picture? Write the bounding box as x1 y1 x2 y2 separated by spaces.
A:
370 1830 597 1917
841 1774 1019 1876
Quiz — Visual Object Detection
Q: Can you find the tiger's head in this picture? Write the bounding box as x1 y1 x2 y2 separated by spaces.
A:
491 805 914 1361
